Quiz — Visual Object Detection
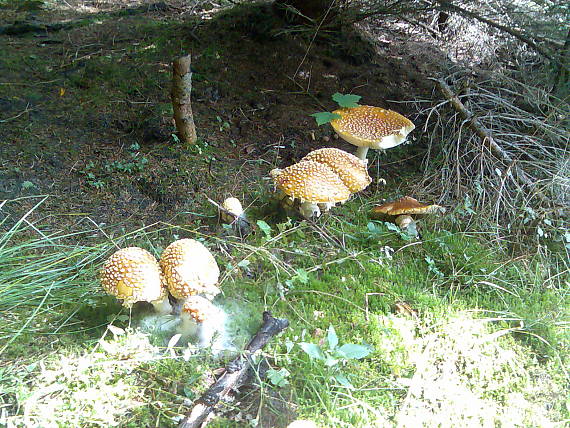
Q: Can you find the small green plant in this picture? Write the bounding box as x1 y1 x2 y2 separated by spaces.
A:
366 220 416 241
216 115 231 132
266 368 290 387
298 325 373 389
80 161 105 189
20 181 35 190
311 93 362 126
104 143 148 174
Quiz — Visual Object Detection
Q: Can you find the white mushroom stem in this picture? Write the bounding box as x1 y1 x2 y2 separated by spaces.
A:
151 297 173 315
395 215 414 229
355 146 369 161
299 201 321 219
179 310 225 348
179 312 200 338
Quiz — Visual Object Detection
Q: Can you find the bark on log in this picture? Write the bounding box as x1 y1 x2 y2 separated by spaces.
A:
430 77 550 204
171 54 197 144
179 311 289 428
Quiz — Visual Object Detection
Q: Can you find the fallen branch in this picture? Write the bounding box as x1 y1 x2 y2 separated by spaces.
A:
179 311 289 428
171 54 197 144
430 77 550 204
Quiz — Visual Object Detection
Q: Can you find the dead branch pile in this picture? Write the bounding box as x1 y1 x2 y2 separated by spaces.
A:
420 69 569 230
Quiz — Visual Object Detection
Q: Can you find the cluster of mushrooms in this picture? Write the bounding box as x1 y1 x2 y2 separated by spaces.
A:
270 104 445 229
100 239 223 345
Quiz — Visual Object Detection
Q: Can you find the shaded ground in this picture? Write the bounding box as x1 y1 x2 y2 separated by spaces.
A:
0 0 450 232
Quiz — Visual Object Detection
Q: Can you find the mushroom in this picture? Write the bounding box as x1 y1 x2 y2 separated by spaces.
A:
179 295 226 348
100 247 172 315
329 105 415 160
220 197 252 237
159 239 221 304
270 160 351 219
300 147 372 193
371 196 445 230
221 197 244 223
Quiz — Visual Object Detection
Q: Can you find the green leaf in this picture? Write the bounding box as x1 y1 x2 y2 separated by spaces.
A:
267 368 290 387
332 92 361 108
311 112 341 126
337 343 373 360
256 220 272 238
327 325 338 350
294 268 309 285
299 342 326 361
334 373 354 389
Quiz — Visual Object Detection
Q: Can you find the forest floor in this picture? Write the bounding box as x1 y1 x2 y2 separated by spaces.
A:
0 0 447 229
0 1 568 427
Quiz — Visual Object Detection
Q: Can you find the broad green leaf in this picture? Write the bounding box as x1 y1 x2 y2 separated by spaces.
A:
327 325 338 349
338 343 373 360
310 111 341 126
334 373 354 389
332 92 361 108
299 342 326 361
256 220 272 238
267 368 290 387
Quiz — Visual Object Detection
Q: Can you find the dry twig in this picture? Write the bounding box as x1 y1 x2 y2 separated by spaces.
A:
429 77 551 205
179 312 289 428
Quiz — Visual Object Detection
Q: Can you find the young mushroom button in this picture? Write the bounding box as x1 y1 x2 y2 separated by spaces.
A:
301 147 372 193
179 295 224 347
100 247 172 314
330 105 415 160
270 160 351 219
159 238 221 302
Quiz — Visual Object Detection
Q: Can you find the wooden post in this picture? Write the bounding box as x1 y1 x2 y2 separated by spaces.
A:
171 54 197 144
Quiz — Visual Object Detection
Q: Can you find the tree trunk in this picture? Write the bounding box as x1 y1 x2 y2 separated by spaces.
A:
171 54 197 144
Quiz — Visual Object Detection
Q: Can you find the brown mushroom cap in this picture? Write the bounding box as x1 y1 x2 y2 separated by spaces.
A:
372 196 444 218
160 239 220 300
330 106 415 150
182 295 218 323
100 247 166 307
301 148 372 193
270 161 350 204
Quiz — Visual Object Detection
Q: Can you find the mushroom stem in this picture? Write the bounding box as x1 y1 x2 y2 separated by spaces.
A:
395 215 414 229
151 297 173 315
299 201 321 219
355 146 369 160
179 313 200 338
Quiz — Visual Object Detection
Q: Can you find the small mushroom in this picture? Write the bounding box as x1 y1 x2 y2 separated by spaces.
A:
220 197 252 237
300 147 372 193
270 160 351 219
160 239 221 303
371 196 445 230
221 197 244 223
100 247 172 315
179 296 228 349
330 105 415 160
